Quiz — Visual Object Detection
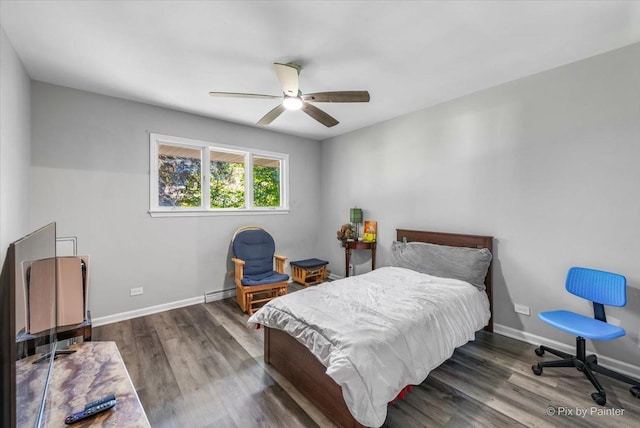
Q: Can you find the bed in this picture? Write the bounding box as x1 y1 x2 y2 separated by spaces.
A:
249 229 493 428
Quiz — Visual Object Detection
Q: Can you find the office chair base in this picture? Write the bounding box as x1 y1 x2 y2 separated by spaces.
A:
532 338 640 406
591 392 606 406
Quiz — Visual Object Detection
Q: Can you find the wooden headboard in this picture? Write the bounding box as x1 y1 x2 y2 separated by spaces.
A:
396 229 494 332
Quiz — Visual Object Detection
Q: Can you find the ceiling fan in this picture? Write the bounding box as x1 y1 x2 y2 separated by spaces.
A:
209 62 370 128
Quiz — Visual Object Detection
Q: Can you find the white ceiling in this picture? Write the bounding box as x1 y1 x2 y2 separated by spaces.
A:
2 1 639 141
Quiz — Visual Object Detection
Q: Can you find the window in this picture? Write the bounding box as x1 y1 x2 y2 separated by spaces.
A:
150 133 288 217
209 149 245 208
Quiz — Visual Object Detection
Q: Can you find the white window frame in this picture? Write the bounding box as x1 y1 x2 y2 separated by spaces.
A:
149 133 289 217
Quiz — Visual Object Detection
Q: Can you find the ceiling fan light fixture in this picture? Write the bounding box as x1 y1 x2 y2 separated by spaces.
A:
283 96 303 111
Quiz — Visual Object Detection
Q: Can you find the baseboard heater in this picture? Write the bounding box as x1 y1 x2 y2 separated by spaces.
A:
204 288 236 303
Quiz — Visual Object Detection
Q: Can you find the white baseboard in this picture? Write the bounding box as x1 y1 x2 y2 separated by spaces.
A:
204 287 236 303
494 323 640 380
328 273 343 281
93 287 239 327
92 295 203 327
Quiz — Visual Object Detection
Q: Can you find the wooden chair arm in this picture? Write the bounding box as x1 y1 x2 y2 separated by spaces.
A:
274 255 287 274
232 257 245 281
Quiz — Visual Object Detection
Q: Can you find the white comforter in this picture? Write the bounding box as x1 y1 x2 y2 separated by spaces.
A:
248 266 490 427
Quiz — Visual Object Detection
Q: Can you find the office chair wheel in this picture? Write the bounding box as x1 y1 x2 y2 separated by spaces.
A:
534 347 545 357
532 364 543 376
631 386 640 398
591 392 606 406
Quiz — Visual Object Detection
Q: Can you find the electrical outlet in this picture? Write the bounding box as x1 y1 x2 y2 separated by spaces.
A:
130 287 143 296
514 303 530 316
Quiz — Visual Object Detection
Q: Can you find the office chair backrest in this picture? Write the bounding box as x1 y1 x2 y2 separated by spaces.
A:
566 267 626 307
233 228 276 276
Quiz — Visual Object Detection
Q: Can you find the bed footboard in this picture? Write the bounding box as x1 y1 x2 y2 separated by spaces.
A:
264 326 364 428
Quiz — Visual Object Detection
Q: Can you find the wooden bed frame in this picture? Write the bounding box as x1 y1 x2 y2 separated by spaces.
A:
264 229 494 428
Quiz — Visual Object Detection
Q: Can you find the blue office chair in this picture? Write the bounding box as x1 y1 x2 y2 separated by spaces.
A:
532 267 640 405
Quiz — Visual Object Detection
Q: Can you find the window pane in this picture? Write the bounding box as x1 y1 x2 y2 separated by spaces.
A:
253 157 281 207
150 133 288 215
158 144 202 207
210 150 245 208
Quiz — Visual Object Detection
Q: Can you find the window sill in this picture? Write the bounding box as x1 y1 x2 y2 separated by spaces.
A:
148 208 290 218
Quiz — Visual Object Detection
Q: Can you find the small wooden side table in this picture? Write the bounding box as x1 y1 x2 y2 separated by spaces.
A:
343 240 376 277
17 311 92 356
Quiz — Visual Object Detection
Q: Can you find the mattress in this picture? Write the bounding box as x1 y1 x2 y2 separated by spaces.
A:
248 266 491 427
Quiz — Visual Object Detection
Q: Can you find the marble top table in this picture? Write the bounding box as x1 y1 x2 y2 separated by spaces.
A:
17 341 150 427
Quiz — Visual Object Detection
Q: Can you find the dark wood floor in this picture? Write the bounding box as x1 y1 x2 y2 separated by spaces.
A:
94 290 640 428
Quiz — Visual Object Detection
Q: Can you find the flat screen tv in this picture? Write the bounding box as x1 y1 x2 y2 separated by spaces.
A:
1 223 58 427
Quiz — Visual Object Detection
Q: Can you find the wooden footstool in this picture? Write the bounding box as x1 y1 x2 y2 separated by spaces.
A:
290 258 329 287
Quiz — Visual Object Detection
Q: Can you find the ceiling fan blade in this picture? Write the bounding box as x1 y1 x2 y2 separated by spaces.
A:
274 63 300 97
257 103 286 126
302 91 370 103
301 102 339 127
209 92 281 100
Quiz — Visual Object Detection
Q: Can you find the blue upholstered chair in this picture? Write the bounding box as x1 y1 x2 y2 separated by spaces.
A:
231 226 289 314
532 267 640 405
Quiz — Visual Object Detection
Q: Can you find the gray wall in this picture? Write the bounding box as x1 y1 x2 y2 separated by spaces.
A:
319 43 640 369
30 82 321 318
0 27 31 261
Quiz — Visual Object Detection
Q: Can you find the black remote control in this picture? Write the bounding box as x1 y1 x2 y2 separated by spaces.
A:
84 393 116 410
64 399 116 424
